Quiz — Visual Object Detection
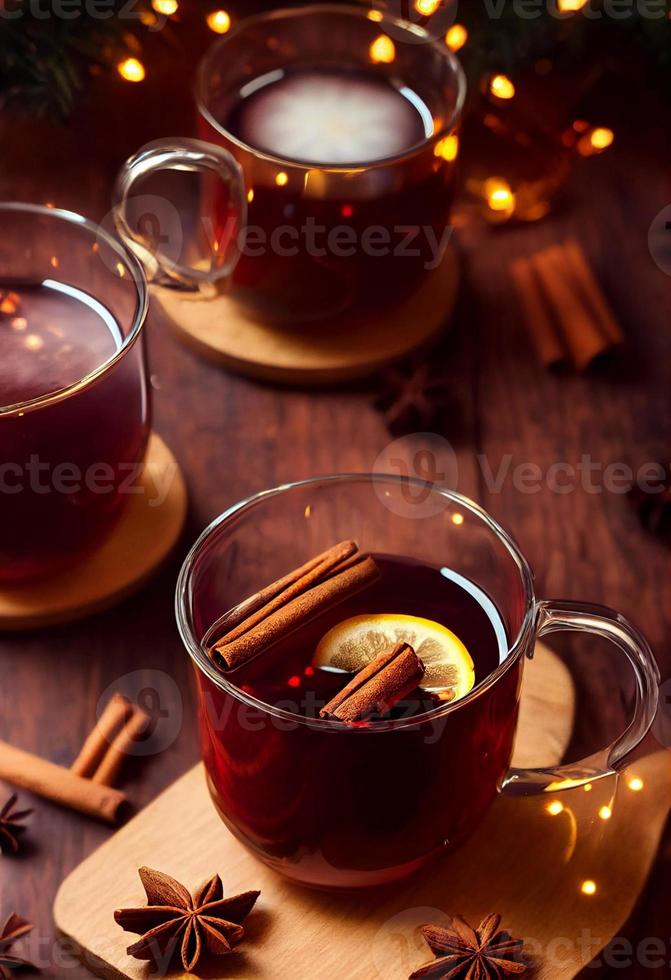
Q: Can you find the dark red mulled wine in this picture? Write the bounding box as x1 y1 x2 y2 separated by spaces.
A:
0 278 149 582
197 62 459 323
197 555 521 889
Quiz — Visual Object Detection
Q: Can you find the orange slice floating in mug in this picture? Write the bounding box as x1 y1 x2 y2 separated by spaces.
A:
313 614 475 701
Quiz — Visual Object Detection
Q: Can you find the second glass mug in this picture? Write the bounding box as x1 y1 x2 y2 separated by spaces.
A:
176 474 660 890
113 4 465 327
0 204 150 583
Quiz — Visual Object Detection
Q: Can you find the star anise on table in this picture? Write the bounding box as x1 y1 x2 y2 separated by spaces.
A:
375 362 454 436
0 795 33 856
409 913 528 979
114 866 260 973
0 914 37 979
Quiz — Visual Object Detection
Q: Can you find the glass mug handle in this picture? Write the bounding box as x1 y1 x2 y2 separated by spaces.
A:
502 599 660 795
113 138 247 291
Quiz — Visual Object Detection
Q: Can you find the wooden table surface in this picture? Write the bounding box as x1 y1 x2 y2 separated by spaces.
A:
1 22 670 978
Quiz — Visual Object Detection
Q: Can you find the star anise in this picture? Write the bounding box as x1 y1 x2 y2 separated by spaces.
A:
0 795 33 856
375 362 454 436
0 914 37 979
114 867 260 973
409 914 528 979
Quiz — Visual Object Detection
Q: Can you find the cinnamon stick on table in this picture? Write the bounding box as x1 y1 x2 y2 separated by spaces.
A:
210 541 380 671
512 239 624 372
70 693 133 778
320 642 425 724
0 740 127 824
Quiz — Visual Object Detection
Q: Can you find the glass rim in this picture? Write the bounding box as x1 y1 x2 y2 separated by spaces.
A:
0 202 149 417
195 2 467 172
175 473 537 731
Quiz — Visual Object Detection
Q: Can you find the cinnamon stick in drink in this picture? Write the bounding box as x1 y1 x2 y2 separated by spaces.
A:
320 642 425 724
0 740 127 824
213 552 380 671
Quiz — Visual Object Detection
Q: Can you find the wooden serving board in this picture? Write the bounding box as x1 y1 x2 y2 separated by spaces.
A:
0 434 187 630
151 246 460 386
54 646 671 979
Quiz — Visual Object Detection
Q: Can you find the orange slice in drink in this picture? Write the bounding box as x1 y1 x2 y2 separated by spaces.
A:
313 613 475 701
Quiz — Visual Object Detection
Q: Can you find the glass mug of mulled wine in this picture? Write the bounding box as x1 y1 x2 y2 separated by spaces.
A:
0 203 155 583
176 474 660 890
113 4 464 328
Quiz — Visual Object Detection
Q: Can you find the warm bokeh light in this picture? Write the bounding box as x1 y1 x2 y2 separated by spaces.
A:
117 57 146 83
577 126 615 157
558 0 588 9
590 127 614 150
247 189 254 203
583 783 593 792
275 172 289 187
367 9 384 21
598 806 612 821
546 801 564 816
489 74 516 100
25 335 44 351
485 178 515 214
206 9 231 34
445 24 468 52
11 317 27 331
369 34 396 64
628 776 644 792
415 0 441 14
151 0 178 14
581 880 597 896
0 292 19 314
435 134 459 161
50 255 59 268
115 262 126 278
451 513 465 526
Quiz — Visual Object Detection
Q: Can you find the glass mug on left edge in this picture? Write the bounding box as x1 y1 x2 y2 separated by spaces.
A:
0 203 150 583
176 475 660 890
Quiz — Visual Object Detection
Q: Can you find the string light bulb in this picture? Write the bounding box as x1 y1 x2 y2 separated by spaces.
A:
484 177 515 217
558 0 588 9
581 880 597 896
434 134 459 161
369 35 396 64
489 74 516 100
206 9 231 34
546 801 564 816
117 58 146 83
275 172 289 187
415 0 441 14
445 24 468 52
151 0 178 14
627 776 644 792
598 806 612 821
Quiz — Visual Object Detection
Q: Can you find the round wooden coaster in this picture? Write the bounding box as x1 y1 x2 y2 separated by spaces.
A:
151 244 460 385
0 434 187 631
